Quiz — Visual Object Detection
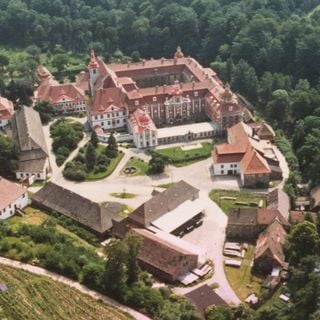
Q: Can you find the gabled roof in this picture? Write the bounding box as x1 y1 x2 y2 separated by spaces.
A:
32 182 122 234
254 219 287 267
37 82 86 105
0 97 14 121
11 106 48 157
132 228 198 279
256 208 289 227
240 148 271 175
185 284 227 316
257 122 275 138
128 180 199 226
0 177 26 211
90 87 125 115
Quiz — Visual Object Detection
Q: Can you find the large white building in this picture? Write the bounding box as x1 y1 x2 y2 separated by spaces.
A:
0 177 29 219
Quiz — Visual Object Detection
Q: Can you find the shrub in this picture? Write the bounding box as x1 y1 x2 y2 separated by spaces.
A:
94 164 107 173
56 146 70 157
56 154 67 166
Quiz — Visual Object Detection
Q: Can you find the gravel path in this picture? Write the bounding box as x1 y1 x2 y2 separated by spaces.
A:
0 257 151 320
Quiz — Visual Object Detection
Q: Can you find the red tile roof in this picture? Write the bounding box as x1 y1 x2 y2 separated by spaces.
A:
254 219 287 267
0 97 14 121
241 148 271 175
90 87 126 115
0 177 26 211
129 108 157 134
36 81 86 105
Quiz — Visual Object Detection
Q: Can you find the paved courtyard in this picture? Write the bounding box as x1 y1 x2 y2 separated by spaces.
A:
35 121 289 306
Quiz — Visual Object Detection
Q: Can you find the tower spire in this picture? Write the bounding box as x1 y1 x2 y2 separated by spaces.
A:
88 49 99 69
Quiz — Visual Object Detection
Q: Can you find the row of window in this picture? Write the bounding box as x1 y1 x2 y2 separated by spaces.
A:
95 112 124 120
220 164 237 169
100 119 126 126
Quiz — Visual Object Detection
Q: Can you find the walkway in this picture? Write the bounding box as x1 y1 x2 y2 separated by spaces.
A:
0 257 151 320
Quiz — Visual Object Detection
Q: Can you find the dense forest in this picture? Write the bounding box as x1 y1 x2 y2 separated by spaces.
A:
0 0 320 319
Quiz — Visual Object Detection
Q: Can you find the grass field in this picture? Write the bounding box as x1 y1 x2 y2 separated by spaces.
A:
0 265 133 320
155 142 212 167
8 207 97 250
122 157 150 176
209 189 266 214
224 245 264 301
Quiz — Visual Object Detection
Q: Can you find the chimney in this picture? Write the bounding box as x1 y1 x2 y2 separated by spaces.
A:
173 57 177 65
127 62 130 68
155 85 159 93
163 84 166 93
161 57 165 64
192 80 195 89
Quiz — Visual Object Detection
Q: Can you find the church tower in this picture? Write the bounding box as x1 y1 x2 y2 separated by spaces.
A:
88 49 99 96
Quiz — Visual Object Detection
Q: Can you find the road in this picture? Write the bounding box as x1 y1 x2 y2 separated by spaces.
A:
37 125 289 306
0 257 151 320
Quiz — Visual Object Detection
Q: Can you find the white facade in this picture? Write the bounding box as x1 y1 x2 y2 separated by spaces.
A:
16 158 50 181
55 98 87 114
132 129 158 149
0 192 29 220
90 108 127 131
213 162 241 175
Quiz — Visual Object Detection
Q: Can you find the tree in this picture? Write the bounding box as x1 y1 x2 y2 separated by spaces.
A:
287 221 320 265
51 53 69 73
0 54 9 69
106 134 118 158
85 143 96 170
266 89 291 125
90 130 99 148
33 100 55 124
104 239 128 297
149 153 168 174
0 135 19 177
126 232 142 284
206 305 234 320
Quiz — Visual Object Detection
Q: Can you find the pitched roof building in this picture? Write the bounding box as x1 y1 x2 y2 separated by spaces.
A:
0 96 14 129
226 207 289 241
86 48 244 148
254 219 287 273
184 284 228 316
31 182 123 235
0 177 29 220
212 121 282 187
132 228 203 282
35 79 87 114
10 106 49 181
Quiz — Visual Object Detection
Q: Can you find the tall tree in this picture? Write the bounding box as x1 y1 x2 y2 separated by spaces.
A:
0 135 19 177
85 143 96 170
126 232 142 285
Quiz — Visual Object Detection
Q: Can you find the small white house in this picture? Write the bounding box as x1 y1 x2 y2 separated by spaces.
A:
0 177 29 219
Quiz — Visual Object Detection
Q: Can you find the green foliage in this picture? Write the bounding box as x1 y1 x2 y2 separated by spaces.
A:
33 100 55 124
50 120 84 166
286 221 320 265
85 143 96 170
105 134 118 158
0 135 19 177
90 130 99 147
149 152 168 174
205 305 234 320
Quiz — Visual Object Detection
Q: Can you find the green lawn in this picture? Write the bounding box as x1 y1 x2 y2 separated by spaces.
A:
0 265 133 320
122 157 150 176
156 182 176 189
209 189 266 214
224 245 264 301
8 207 98 250
154 142 212 167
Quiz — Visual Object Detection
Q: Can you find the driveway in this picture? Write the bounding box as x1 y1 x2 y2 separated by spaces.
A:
0 257 151 320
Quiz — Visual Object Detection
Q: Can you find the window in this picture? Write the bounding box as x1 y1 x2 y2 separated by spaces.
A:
108 121 111 125
116 112 119 116
230 164 233 168
135 100 139 106
153 96 157 102
221 165 224 168
116 120 120 124
221 170 224 174
194 91 198 97
101 122 104 126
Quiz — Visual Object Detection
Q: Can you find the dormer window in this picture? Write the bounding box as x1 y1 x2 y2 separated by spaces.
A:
135 100 139 106
153 96 157 102
194 91 198 97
